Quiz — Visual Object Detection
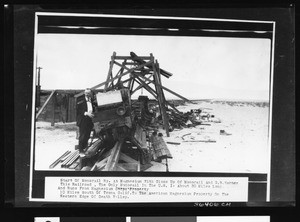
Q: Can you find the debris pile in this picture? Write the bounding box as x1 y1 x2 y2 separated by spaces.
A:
167 107 219 130
49 52 216 172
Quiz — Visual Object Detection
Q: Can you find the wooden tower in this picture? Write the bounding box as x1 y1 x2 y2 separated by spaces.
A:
75 51 191 136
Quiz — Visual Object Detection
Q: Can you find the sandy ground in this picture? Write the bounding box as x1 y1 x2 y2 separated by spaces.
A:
34 101 270 173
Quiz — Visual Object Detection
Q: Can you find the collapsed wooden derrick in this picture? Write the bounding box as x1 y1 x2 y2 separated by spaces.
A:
50 52 192 172
74 51 193 136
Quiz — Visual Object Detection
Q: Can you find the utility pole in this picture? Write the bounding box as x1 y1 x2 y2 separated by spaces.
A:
36 67 42 86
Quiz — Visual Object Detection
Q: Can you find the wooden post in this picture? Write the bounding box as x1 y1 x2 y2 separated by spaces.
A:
151 54 169 136
156 61 170 135
36 85 41 107
104 52 116 90
51 93 56 126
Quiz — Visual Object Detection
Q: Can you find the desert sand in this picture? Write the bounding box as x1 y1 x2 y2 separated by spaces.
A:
34 100 270 173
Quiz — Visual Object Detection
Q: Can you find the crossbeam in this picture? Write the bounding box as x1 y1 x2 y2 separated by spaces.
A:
74 60 153 98
136 74 192 103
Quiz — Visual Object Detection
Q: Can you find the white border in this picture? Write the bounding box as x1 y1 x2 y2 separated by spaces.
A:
29 12 275 203
266 21 276 202
35 12 274 24
29 12 39 202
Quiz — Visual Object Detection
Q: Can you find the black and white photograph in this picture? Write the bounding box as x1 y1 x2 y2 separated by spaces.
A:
27 11 276 203
9 5 295 206
33 15 273 174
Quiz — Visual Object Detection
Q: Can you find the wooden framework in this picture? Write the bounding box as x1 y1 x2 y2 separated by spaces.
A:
75 52 192 137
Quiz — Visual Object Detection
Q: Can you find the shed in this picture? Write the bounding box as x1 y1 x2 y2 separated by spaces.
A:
36 90 82 125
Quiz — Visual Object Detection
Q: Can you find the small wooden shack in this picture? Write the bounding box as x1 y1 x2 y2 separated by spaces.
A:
36 89 82 125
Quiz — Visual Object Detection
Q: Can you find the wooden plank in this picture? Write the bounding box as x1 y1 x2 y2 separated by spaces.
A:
119 153 138 163
137 74 193 103
49 150 71 169
36 90 56 119
165 101 181 114
66 154 79 167
92 156 109 171
117 163 138 171
104 139 124 171
61 150 79 167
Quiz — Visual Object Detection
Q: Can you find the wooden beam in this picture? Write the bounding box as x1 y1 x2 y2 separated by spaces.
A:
105 52 116 90
136 78 158 97
131 78 152 94
92 156 109 171
137 74 193 103
74 60 153 98
119 153 138 163
36 90 56 119
130 78 135 93
165 101 181 113
104 139 124 171
49 150 71 169
134 78 158 99
152 57 169 136
117 163 138 171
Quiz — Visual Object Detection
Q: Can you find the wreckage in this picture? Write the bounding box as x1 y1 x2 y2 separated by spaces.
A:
49 52 215 172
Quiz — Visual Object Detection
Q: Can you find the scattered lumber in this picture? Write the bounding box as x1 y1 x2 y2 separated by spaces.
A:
49 150 71 169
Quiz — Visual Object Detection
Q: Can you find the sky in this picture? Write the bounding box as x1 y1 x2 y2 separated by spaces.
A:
35 33 271 101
